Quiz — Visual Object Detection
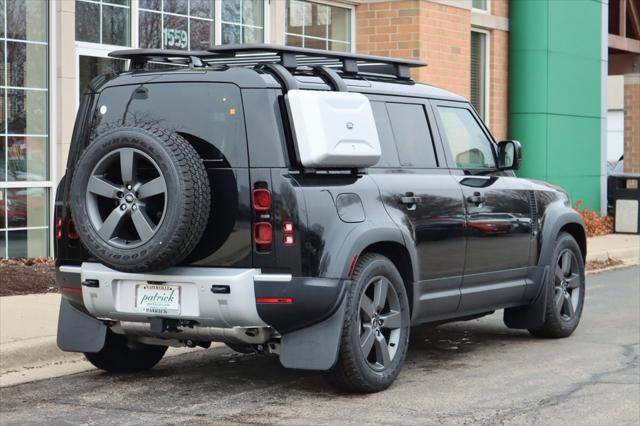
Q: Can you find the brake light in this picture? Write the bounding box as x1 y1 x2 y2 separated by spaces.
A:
252 189 272 212
67 219 80 240
254 222 273 245
55 218 63 240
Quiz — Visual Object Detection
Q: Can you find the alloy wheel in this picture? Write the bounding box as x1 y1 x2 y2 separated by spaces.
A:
86 148 167 248
358 276 403 371
554 249 581 321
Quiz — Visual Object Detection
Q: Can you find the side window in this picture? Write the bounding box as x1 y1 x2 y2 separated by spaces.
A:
436 106 496 169
386 103 438 168
370 101 400 167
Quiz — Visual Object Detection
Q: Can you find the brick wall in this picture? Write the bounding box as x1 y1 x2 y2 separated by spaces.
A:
356 0 509 140
488 26 509 141
624 74 640 174
356 0 471 98
492 0 509 18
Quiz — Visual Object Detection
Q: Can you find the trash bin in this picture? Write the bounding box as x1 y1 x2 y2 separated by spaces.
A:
609 174 640 234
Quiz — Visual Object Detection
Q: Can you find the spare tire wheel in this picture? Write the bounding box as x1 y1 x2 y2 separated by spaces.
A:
70 126 210 272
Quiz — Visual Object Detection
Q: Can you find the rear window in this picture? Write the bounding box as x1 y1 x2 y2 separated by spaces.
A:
93 82 248 167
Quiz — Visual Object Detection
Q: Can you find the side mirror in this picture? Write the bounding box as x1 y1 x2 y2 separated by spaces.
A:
497 140 522 171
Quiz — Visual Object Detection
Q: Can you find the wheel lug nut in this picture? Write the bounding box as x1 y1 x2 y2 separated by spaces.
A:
132 204 137 211
120 204 127 210
117 191 124 198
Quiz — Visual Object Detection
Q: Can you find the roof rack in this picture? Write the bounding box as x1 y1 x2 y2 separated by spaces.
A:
109 43 426 82
109 48 231 69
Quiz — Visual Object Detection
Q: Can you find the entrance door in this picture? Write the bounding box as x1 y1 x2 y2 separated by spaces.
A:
368 97 467 323
432 101 533 312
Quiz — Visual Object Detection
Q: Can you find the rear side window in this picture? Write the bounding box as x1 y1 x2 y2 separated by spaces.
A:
370 101 401 167
386 103 438 168
436 106 496 169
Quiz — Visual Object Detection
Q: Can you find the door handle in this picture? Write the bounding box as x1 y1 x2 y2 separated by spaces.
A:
400 192 421 210
466 192 486 206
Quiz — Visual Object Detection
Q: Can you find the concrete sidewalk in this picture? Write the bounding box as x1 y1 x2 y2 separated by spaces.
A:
1 234 638 387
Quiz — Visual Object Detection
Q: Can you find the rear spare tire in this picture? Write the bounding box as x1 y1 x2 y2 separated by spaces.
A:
70 126 210 272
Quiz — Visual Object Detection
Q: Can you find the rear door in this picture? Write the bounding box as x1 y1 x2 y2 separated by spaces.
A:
431 101 533 312
368 96 467 323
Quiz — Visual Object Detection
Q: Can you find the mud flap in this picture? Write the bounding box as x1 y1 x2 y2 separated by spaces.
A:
504 266 549 330
279 296 346 371
57 298 107 353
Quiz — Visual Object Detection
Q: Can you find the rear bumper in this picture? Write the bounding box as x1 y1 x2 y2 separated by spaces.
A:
57 263 347 334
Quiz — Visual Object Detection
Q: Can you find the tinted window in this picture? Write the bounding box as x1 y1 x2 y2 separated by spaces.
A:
94 83 248 166
437 106 496 169
386 103 438 168
370 101 400 168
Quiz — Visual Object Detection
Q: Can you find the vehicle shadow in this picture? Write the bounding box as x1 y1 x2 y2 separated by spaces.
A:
94 317 536 396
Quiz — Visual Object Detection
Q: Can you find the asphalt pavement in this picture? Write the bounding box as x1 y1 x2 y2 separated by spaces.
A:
0 266 638 425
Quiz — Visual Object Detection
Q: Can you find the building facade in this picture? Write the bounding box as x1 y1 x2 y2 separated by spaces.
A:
1 0 633 259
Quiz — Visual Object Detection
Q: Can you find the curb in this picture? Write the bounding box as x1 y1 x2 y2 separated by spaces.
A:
0 337 84 374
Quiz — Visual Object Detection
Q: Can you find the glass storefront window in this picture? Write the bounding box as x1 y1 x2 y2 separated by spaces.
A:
76 0 131 46
79 56 127 96
1 0 50 258
139 0 222 50
221 0 264 44
286 0 351 52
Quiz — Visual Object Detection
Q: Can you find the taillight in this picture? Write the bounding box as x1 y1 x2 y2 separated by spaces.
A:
283 221 295 246
55 218 63 240
67 219 80 240
252 189 272 211
254 222 273 245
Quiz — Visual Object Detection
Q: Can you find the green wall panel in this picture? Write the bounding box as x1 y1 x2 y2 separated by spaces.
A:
548 0 601 59
509 51 548 114
547 53 601 117
510 113 548 177
509 0 603 211
546 115 601 177
510 0 548 51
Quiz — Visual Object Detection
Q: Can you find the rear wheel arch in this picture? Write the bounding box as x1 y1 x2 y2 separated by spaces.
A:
361 241 414 317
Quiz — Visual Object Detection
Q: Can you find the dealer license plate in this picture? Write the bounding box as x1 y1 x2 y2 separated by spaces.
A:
136 284 180 315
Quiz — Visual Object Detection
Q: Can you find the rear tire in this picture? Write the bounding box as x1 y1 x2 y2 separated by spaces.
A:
327 254 410 393
85 330 167 373
529 232 585 338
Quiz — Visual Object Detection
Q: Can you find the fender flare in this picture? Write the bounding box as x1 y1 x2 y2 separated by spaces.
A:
537 205 586 267
325 222 418 282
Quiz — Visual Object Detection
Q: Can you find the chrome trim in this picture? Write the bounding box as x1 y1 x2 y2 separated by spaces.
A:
59 265 82 274
253 274 292 282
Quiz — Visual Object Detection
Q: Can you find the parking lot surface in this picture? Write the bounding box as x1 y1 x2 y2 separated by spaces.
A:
1 267 638 425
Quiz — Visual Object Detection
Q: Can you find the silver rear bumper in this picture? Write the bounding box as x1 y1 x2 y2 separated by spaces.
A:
71 262 288 329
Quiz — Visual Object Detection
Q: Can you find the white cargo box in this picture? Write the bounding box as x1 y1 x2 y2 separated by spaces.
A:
285 89 381 168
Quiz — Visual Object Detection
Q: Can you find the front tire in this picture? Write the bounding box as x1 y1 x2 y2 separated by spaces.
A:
85 330 167 373
529 232 585 338
328 254 410 393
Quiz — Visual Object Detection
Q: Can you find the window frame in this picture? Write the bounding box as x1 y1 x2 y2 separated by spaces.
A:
1 0 53 258
430 99 499 173
75 0 132 47
367 94 447 170
471 0 491 14
470 27 490 124
284 0 355 53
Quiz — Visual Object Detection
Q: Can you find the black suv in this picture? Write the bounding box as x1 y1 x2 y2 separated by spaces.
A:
55 45 586 393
